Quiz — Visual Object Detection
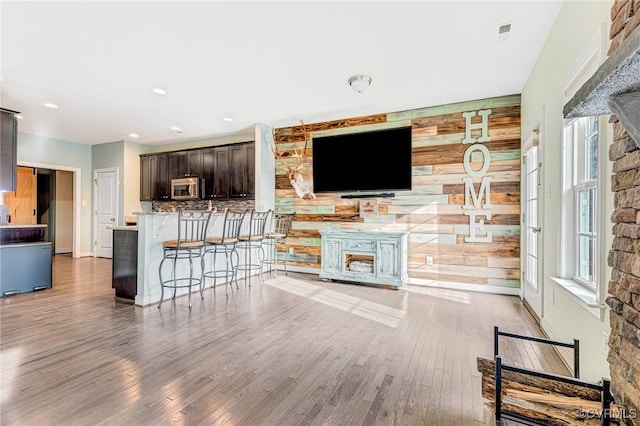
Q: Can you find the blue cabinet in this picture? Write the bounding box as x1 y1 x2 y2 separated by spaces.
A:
0 242 52 297
319 230 408 289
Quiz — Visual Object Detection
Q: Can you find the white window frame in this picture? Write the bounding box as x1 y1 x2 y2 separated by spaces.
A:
564 116 599 290
555 24 609 312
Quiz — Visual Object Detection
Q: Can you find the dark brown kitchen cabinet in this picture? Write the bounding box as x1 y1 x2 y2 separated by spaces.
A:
168 152 188 178
140 154 157 201
140 141 254 202
0 108 19 192
156 153 171 200
201 146 229 200
188 150 202 177
112 229 138 301
168 150 202 178
229 142 255 199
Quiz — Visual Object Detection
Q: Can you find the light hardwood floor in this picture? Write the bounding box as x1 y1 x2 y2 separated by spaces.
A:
0 255 568 425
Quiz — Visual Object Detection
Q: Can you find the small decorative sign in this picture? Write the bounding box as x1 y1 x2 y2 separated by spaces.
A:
359 199 378 218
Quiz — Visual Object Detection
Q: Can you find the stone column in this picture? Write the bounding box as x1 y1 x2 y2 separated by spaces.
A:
606 1 640 424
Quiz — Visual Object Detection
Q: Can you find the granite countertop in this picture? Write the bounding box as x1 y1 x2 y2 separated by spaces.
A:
134 210 221 216
0 224 48 229
113 226 138 231
134 212 178 215
0 241 52 248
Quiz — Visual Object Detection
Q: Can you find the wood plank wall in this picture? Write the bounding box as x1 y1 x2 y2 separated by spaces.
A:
273 94 521 291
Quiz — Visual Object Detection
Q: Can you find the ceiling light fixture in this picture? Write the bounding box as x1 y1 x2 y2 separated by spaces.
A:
223 117 233 122
152 88 167 95
170 126 183 134
43 102 58 109
15 115 23 120
348 74 372 93
129 133 140 138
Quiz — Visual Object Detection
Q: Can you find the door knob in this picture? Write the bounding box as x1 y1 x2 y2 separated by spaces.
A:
531 227 541 233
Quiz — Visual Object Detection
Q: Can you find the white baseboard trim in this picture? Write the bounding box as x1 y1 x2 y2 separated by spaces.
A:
540 317 584 380
283 265 321 275
55 249 73 254
78 251 94 258
408 277 520 296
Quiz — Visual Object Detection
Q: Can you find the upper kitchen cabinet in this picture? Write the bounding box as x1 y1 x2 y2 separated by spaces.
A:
140 154 157 201
168 152 188 178
168 150 202 179
156 153 171 201
229 142 255 199
0 108 19 192
188 150 203 177
139 141 254 202
201 146 229 200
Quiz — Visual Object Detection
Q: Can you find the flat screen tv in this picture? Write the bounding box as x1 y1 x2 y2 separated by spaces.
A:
312 126 412 194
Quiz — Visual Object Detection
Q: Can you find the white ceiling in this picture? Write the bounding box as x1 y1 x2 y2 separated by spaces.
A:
1 1 564 146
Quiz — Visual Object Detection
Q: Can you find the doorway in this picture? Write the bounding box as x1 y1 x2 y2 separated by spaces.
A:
522 128 543 320
19 161 81 258
94 168 118 258
37 169 55 250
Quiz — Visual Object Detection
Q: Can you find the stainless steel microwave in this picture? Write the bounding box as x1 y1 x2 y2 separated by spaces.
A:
171 177 202 200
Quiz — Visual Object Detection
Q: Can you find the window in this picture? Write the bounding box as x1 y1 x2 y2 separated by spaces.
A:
556 26 608 308
562 116 602 292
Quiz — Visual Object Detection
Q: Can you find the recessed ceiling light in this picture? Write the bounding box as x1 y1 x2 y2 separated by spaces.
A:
223 117 233 122
152 88 167 95
129 133 140 138
43 102 58 109
170 126 183 134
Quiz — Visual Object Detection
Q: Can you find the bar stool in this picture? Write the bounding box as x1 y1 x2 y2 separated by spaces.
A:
263 213 294 278
235 209 271 286
158 209 211 309
203 209 246 295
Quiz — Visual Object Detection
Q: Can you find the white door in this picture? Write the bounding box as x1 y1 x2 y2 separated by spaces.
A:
523 146 542 319
95 168 118 258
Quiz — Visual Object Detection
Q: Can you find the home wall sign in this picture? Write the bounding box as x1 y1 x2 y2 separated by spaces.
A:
461 109 492 243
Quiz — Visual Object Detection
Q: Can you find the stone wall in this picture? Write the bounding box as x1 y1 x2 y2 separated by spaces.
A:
606 0 640 424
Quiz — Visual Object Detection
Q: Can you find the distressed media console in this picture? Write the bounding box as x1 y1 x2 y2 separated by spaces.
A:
319 230 408 289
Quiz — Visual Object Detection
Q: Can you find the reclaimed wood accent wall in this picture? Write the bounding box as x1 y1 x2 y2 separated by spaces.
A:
273 94 521 290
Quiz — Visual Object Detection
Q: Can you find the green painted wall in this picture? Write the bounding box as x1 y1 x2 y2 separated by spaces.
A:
16 132 93 255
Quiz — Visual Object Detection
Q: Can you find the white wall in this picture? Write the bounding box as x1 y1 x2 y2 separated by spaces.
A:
521 0 612 381
254 123 275 212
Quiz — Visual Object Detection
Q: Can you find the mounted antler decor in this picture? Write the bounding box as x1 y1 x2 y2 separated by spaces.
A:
273 120 316 200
